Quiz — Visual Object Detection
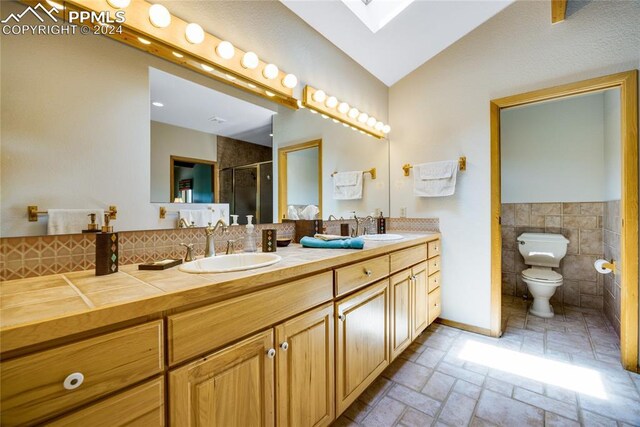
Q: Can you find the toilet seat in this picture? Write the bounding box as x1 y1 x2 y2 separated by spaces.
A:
522 268 562 283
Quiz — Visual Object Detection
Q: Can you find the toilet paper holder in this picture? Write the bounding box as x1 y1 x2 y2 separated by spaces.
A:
594 259 617 274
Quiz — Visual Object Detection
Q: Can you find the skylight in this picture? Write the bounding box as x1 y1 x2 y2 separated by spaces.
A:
341 0 415 33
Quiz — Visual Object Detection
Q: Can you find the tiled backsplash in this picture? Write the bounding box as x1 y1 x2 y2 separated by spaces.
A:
603 200 622 336
0 217 439 281
501 202 604 309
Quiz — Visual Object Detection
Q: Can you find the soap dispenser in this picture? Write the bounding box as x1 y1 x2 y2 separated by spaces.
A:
244 215 257 252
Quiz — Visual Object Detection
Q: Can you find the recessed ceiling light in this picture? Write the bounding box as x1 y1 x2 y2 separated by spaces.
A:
152 102 164 107
138 37 151 45
172 51 184 58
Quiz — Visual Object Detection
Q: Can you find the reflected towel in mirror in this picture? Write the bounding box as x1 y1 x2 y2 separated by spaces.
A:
300 205 319 220
47 209 104 235
333 171 363 200
414 160 458 197
179 209 215 227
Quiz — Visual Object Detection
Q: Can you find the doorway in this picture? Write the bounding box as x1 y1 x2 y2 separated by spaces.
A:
490 70 638 371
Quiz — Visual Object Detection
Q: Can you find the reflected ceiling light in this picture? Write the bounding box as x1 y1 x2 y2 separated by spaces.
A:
367 116 377 127
325 96 338 109
46 0 64 10
382 125 391 134
172 51 184 58
348 108 359 119
201 63 214 72
312 89 326 103
282 74 298 89
107 0 130 8
149 4 171 28
265 91 275 97
358 112 369 123
337 102 350 114
137 37 151 45
263 64 279 80
216 41 235 60
185 23 205 44
152 101 164 107
241 52 259 69
375 121 384 131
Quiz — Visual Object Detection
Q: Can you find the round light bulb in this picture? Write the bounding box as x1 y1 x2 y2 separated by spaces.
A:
216 41 235 60
366 117 377 127
263 64 279 80
107 0 130 9
242 52 259 69
382 125 391 134
312 90 326 103
375 121 384 131
148 4 171 28
338 102 350 114
358 112 368 123
185 23 205 44
282 74 298 89
325 96 338 109
348 108 359 119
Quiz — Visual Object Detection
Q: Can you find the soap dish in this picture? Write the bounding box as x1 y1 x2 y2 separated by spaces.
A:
138 259 182 270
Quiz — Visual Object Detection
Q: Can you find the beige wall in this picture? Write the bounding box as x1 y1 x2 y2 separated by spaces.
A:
389 0 640 329
150 121 217 203
0 0 388 236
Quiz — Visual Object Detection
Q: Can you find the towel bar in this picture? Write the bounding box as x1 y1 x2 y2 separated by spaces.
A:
159 206 216 219
402 157 466 177
331 168 376 180
28 205 118 222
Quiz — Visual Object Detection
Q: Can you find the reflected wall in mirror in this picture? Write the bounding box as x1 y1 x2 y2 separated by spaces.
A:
278 140 322 220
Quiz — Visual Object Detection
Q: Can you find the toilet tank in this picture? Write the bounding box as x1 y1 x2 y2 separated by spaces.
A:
516 233 569 268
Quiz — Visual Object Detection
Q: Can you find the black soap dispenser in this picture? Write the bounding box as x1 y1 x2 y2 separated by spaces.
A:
95 213 118 276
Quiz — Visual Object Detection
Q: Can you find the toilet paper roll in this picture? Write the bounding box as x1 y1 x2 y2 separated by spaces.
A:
594 259 612 274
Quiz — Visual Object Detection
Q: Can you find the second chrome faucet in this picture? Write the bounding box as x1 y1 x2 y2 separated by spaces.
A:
205 219 229 257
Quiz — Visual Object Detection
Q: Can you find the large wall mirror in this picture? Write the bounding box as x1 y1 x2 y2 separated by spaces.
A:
0 0 389 238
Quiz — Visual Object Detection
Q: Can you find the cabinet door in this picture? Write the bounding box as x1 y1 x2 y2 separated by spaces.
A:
336 280 389 415
275 304 334 427
411 262 429 340
389 270 412 361
169 330 275 427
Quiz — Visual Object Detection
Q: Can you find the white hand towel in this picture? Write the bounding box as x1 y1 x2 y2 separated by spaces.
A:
287 206 300 220
414 160 458 197
179 209 214 227
300 205 320 220
333 171 363 200
47 209 104 235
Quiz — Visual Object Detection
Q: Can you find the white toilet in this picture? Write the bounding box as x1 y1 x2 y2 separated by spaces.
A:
516 233 569 318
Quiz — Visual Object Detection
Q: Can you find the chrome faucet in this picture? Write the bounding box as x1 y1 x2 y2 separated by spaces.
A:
226 239 238 255
180 243 194 262
204 219 229 258
350 212 375 237
179 218 195 229
328 214 344 221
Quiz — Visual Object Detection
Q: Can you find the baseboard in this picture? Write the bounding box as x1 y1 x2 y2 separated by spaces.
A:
435 318 495 337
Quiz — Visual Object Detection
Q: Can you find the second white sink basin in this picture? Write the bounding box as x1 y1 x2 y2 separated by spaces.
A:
362 234 404 241
179 253 282 273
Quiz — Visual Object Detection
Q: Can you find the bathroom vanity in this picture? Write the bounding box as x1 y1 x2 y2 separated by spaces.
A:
0 233 441 426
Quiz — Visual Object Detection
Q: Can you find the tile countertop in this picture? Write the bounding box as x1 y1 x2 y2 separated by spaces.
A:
0 232 439 353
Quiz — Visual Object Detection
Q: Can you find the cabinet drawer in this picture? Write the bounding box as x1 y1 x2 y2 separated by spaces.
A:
168 272 333 365
428 271 441 293
335 255 389 297
390 244 427 273
47 377 165 427
427 256 441 275
428 287 442 325
428 240 441 259
0 321 163 426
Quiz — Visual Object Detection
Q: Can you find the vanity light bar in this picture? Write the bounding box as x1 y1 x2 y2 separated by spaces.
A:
302 86 389 139
41 0 299 109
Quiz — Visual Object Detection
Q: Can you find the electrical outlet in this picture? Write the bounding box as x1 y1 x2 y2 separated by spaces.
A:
400 207 407 218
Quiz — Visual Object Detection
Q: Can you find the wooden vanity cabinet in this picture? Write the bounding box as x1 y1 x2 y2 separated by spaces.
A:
335 280 390 415
411 262 429 340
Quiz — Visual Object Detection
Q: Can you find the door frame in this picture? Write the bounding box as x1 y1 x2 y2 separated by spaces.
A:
490 70 638 371
170 155 219 203
277 139 323 221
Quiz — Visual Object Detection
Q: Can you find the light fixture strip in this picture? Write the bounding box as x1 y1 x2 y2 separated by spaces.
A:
302 86 385 139
60 0 296 101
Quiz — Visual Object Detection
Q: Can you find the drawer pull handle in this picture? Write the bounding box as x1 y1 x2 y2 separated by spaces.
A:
63 372 84 390
338 314 345 321
266 348 276 358
364 269 373 277
280 342 289 351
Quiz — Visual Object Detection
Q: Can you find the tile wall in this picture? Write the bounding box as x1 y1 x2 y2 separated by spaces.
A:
501 202 604 309
603 200 622 336
0 218 439 281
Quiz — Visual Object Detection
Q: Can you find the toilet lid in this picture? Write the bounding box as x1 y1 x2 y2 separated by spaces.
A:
522 268 562 282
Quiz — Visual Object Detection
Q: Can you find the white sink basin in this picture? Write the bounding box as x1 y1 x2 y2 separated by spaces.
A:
179 253 282 273
362 234 404 241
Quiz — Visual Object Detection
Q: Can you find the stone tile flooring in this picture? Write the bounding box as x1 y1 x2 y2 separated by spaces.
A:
334 295 640 426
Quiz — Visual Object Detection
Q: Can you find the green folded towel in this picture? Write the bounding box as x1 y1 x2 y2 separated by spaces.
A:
300 236 365 249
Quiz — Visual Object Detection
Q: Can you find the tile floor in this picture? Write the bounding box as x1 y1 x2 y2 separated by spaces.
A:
334 295 640 426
